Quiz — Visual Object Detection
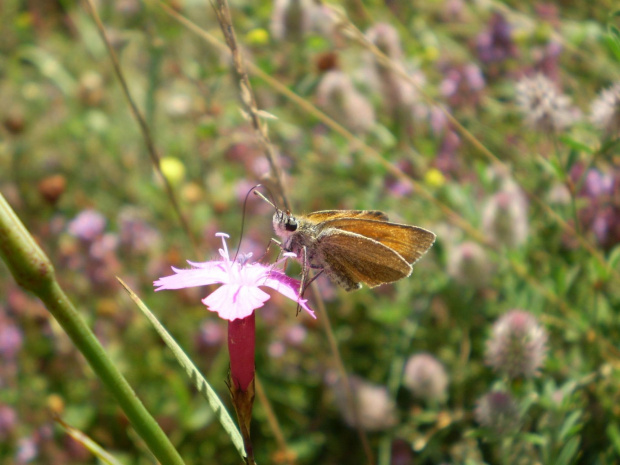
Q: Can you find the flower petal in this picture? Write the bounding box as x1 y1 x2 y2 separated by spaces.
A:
238 262 271 285
261 270 316 319
202 284 270 321
154 262 228 290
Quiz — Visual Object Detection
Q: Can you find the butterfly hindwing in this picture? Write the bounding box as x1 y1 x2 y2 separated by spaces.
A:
317 229 412 290
319 218 436 264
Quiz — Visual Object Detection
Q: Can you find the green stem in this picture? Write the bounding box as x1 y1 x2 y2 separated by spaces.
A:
0 193 185 465
552 134 581 235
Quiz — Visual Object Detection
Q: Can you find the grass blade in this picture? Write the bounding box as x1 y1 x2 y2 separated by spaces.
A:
117 278 246 460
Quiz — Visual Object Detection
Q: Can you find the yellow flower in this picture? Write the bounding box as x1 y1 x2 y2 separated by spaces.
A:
424 168 445 188
423 46 440 62
246 28 269 46
160 157 186 185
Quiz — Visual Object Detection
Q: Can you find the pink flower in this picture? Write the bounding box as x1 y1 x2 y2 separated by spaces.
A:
154 233 315 321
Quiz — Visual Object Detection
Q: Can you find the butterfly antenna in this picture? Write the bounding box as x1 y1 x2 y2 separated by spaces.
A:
234 185 259 263
233 184 279 262
253 186 279 211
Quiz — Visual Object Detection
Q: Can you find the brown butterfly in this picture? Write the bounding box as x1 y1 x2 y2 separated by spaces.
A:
271 209 436 291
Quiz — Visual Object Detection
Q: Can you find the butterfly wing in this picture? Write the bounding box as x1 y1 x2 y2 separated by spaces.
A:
320 218 436 264
318 230 413 290
304 210 389 222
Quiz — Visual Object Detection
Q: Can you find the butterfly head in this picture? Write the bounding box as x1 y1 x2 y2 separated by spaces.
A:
273 209 299 240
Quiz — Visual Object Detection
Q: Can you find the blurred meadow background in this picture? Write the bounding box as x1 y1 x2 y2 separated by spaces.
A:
1 0 620 463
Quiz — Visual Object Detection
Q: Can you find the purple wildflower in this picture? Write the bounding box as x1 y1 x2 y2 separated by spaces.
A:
154 233 315 321
0 319 23 360
571 165 620 249
155 232 316 459
476 13 517 65
440 63 485 107
0 404 17 440
67 209 106 241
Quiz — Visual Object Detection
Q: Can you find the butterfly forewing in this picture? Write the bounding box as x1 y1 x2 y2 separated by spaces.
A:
305 210 389 222
319 218 435 264
319 230 413 289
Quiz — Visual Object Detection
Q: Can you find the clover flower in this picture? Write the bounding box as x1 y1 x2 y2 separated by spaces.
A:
475 390 521 435
403 353 449 403
590 82 620 136
447 241 493 288
316 71 376 134
331 375 397 432
515 73 579 133
482 184 529 248
154 233 315 322
271 0 312 41
485 310 548 379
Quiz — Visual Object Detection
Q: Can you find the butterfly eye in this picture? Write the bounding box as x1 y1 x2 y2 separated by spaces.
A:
285 217 298 232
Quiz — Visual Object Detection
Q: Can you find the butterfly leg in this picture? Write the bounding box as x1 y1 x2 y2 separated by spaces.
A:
301 246 308 294
259 237 283 263
294 246 314 316
301 269 324 296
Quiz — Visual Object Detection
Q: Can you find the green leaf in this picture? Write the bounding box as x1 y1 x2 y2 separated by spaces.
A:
522 432 547 446
17 46 77 96
599 136 620 155
566 267 582 292
556 436 581 465
608 244 620 270
185 404 216 431
559 136 594 155
370 124 397 149
536 155 565 180
590 255 612 282
607 23 620 61
117 278 246 460
62 405 97 432
604 35 620 61
607 422 620 455
559 410 583 442
55 417 123 465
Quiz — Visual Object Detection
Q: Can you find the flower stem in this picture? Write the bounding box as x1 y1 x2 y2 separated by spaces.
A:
0 193 184 465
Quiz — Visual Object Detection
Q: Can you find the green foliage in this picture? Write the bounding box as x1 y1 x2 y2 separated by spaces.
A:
1 1 620 464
